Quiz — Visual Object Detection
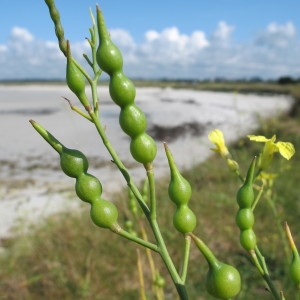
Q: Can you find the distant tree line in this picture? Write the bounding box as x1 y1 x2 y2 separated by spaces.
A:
277 76 300 85
157 76 300 84
1 76 299 85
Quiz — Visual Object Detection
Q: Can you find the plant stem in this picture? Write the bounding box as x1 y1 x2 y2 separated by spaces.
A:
150 219 189 300
251 182 264 211
253 246 281 300
113 227 158 252
136 248 148 300
89 111 188 299
265 191 290 262
145 163 157 220
89 111 150 215
181 235 191 283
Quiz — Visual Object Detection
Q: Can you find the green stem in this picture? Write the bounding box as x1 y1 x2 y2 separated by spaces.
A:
253 246 281 300
150 219 189 300
248 249 264 274
251 183 264 211
82 68 188 300
144 161 188 298
63 97 92 121
113 227 158 252
90 109 188 298
90 78 100 117
138 170 188 298
265 192 290 262
181 235 191 283
88 12 102 117
146 163 157 220
88 111 150 215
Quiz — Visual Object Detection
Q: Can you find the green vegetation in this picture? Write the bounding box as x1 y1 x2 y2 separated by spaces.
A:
1 99 300 299
1 0 300 298
133 79 300 99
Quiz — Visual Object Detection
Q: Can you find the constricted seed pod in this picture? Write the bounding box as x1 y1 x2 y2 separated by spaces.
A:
90 198 119 229
60 147 89 178
109 71 136 107
235 208 255 230
96 6 123 75
75 173 102 203
240 229 257 251
206 260 241 300
119 104 147 138
191 233 241 299
66 41 89 107
173 205 197 234
236 158 256 208
130 133 157 164
164 143 192 206
289 257 300 286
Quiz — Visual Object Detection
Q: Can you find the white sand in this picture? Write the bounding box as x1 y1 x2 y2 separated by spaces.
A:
0 84 294 237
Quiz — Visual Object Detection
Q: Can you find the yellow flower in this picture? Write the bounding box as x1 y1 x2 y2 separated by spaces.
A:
248 134 295 170
208 129 230 158
259 171 278 187
227 158 239 172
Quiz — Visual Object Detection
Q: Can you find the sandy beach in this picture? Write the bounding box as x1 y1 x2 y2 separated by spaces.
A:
0 84 294 237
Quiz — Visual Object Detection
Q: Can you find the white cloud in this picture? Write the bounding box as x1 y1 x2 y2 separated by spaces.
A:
211 21 235 45
0 22 299 80
11 27 34 42
255 21 297 48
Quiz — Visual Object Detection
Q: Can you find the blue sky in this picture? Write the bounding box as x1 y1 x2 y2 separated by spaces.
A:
1 0 300 80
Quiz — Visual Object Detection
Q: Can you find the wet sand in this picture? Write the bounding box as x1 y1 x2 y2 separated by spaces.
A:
0 84 294 237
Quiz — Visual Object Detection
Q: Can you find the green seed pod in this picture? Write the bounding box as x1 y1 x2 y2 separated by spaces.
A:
109 71 136 107
164 143 192 206
206 261 241 300
289 257 300 286
240 229 257 251
154 274 166 288
130 133 157 164
235 208 255 230
66 42 89 107
30 120 63 154
236 184 254 209
119 104 147 138
96 7 123 75
173 205 197 234
236 158 256 208
191 233 241 299
90 198 119 229
286 223 300 286
44 0 67 55
60 147 89 178
75 173 102 203
169 174 192 206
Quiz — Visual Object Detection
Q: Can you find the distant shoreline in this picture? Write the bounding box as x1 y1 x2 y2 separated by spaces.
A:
1 79 299 98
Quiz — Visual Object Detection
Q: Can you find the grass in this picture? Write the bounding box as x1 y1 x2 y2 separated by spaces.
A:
1 84 300 299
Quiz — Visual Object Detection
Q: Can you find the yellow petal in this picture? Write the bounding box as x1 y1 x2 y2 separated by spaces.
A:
208 129 229 158
276 142 295 160
227 158 239 172
208 129 224 144
247 135 271 142
259 172 278 180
